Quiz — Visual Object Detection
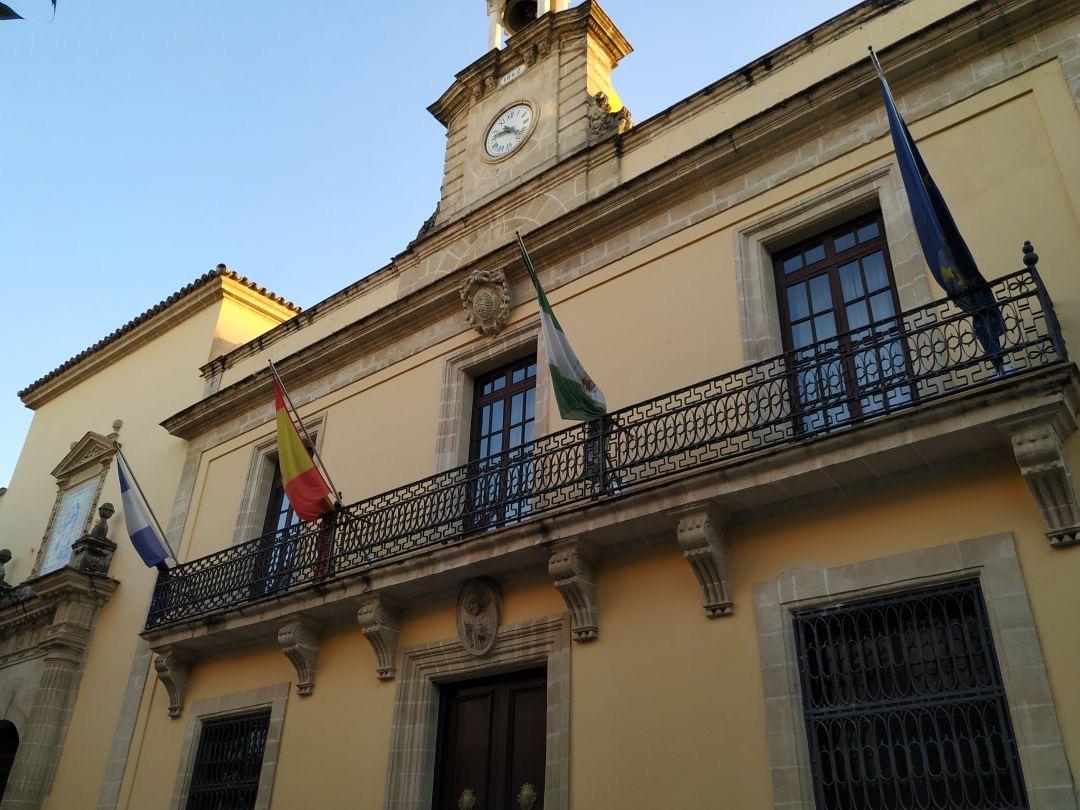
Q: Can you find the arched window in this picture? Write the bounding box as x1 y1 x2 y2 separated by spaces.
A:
0 720 19 800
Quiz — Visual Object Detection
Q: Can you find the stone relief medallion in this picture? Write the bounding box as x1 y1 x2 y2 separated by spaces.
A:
461 268 511 336
456 578 502 657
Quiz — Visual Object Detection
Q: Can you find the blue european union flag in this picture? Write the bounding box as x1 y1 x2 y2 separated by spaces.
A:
872 50 1005 366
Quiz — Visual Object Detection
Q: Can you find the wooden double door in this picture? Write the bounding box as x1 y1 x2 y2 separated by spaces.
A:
433 669 546 810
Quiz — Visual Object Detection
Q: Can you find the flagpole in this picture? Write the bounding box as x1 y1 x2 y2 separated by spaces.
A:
113 442 179 562
267 360 343 507
868 45 884 77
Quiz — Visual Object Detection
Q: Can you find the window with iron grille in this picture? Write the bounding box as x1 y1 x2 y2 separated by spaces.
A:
793 580 1028 810
467 356 537 529
186 710 271 810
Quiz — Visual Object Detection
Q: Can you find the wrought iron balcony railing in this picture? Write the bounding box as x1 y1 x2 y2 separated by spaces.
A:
146 258 1066 629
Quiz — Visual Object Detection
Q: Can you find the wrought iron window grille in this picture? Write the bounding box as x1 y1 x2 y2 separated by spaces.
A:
146 257 1066 629
793 580 1028 810
186 710 271 810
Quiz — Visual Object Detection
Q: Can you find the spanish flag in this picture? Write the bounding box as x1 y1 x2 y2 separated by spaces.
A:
273 378 335 521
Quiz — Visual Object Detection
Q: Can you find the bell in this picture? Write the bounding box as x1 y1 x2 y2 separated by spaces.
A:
502 0 538 35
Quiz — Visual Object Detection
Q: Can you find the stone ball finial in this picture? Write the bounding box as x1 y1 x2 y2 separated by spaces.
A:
112 419 124 432
98 502 115 520
0 549 11 565
1022 241 1039 268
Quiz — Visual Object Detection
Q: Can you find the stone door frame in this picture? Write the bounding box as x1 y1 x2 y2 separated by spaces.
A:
383 614 571 810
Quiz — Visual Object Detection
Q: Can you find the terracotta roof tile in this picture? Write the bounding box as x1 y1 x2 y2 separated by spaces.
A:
18 266 300 400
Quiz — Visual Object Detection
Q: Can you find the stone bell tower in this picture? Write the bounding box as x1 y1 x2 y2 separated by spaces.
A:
425 0 632 229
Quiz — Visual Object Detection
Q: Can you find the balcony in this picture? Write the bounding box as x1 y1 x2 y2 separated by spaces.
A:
145 255 1075 639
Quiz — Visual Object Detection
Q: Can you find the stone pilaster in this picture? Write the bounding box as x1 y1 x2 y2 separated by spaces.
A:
1 577 115 810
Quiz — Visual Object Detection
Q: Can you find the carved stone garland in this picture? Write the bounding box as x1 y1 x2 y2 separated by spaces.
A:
548 540 598 641
357 594 403 680
672 506 733 617
278 619 321 696
457 578 502 657
461 268 511 336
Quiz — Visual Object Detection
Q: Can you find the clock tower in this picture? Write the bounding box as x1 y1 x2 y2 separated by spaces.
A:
426 0 632 229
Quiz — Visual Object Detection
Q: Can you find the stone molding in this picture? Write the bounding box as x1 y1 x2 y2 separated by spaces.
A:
433 317 547 473
170 683 289 810
384 615 571 810
460 267 512 336
356 594 402 680
277 618 320 696
153 650 191 718
231 416 327 546
754 534 1077 810
733 164 929 363
671 506 733 617
34 430 118 577
547 540 598 641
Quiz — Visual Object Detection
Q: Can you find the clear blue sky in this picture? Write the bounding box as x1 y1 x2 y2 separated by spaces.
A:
0 0 855 485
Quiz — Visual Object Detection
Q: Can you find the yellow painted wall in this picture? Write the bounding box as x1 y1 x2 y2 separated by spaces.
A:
0 286 293 810
177 59 1080 559
100 6 1080 810
119 459 1079 809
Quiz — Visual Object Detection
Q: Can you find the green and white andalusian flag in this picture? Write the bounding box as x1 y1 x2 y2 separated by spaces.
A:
517 233 607 422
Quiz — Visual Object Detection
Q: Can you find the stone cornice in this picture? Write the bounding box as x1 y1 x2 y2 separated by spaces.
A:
20 274 293 410
162 0 1055 441
427 0 632 128
0 566 119 663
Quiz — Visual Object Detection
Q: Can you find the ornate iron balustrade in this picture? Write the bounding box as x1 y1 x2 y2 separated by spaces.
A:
146 259 1066 629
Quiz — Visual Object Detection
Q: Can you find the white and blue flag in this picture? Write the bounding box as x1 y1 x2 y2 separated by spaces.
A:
116 453 172 568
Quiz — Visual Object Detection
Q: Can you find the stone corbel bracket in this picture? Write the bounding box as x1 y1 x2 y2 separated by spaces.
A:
1010 415 1080 548
672 506 733 617
548 540 598 642
357 594 403 680
153 650 191 718
278 618 321 696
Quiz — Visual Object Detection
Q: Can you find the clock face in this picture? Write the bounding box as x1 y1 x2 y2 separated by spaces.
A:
484 103 535 159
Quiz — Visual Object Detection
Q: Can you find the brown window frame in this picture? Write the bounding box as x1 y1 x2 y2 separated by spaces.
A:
467 355 538 530
772 211 912 430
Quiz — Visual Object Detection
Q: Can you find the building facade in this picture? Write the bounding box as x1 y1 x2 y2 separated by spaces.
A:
3 0 1080 808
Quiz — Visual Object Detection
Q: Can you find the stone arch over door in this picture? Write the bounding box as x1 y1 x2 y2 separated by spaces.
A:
0 720 19 801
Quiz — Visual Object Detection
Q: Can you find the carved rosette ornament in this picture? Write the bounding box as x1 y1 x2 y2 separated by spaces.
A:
457 578 502 657
278 618 320 696
461 268 512 336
